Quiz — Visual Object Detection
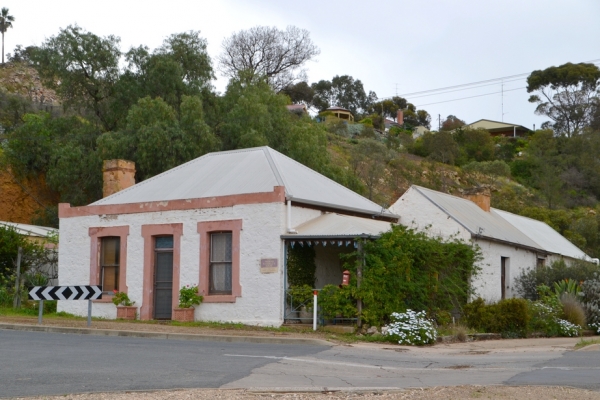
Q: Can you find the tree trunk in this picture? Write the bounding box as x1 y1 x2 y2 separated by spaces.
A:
2 32 4 64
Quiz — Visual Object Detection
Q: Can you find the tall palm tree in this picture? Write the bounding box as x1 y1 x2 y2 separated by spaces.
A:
0 7 15 64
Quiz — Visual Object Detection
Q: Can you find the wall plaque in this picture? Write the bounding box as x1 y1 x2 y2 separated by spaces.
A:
260 258 278 274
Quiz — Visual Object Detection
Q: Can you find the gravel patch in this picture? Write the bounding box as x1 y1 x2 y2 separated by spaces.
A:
8 386 600 400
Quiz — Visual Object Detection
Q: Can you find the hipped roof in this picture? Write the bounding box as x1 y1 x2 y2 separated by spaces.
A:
411 186 592 261
93 147 397 219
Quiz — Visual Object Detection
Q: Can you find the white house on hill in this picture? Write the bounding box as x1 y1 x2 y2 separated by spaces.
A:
57 147 397 326
390 185 595 301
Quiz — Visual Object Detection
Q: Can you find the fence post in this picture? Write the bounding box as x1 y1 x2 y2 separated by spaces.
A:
313 290 318 331
13 247 23 309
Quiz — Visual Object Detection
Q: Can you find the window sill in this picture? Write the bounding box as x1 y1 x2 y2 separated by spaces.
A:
202 294 237 303
93 296 115 304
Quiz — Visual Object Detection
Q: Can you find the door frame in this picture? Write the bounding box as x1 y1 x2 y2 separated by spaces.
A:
141 224 182 320
153 238 174 319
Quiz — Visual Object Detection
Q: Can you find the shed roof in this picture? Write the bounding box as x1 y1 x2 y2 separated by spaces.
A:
283 213 393 239
409 186 592 260
0 221 58 238
92 147 397 219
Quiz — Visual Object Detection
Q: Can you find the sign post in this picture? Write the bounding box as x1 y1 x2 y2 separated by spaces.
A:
313 290 318 331
28 286 102 326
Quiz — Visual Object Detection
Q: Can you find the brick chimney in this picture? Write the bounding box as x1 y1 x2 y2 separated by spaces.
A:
463 187 491 212
102 160 136 198
397 109 404 125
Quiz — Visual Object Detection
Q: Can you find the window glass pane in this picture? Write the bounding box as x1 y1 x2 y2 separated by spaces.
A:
101 237 120 266
102 265 119 292
209 262 232 294
155 236 174 249
210 232 232 262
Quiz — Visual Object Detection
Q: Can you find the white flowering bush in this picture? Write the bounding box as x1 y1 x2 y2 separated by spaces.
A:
557 319 581 337
384 310 437 345
589 322 600 334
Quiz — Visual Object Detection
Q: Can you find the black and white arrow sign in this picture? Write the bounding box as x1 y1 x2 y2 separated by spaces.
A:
28 286 102 301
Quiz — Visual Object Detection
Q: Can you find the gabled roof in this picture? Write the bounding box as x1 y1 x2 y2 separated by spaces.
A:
93 147 397 219
466 119 531 132
282 213 393 239
0 221 57 238
408 186 592 261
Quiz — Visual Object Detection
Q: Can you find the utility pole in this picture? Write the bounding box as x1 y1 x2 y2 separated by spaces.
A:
438 114 441 131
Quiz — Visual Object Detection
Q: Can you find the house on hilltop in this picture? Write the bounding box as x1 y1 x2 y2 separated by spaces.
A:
466 119 531 137
390 185 596 302
57 147 397 325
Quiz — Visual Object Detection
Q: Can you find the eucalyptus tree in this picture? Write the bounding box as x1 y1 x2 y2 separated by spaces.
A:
0 7 14 64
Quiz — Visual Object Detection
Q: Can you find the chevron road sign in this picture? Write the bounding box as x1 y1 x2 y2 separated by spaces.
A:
28 285 102 326
28 285 102 301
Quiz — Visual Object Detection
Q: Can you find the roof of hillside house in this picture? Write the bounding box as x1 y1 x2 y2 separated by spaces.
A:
93 147 397 219
0 221 57 238
467 119 531 132
404 186 591 260
282 213 393 239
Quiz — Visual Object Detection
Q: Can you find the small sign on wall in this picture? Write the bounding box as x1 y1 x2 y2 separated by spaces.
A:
260 258 278 274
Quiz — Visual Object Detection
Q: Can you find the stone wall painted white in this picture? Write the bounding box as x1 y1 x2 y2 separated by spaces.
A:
471 238 537 301
58 202 286 326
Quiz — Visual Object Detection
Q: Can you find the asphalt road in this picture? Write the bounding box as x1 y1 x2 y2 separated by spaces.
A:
1 330 599 398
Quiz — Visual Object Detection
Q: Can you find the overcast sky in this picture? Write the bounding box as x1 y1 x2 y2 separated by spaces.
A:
3 0 599 129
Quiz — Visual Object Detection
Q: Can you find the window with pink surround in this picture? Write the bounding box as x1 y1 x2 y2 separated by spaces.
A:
89 226 129 302
197 220 242 303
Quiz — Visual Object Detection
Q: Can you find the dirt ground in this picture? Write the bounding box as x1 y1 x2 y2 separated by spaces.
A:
9 386 600 400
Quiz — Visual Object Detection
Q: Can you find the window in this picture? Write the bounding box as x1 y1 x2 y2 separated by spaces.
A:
197 219 242 302
536 257 546 269
100 237 120 293
210 232 232 294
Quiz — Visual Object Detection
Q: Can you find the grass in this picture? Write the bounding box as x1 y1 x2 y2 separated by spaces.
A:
574 337 600 349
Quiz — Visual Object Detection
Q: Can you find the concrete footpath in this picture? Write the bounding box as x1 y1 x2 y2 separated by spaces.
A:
1 315 599 352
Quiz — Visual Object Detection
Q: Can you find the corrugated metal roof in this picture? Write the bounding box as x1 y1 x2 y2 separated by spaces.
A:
414 186 541 249
494 210 592 261
0 221 57 238
92 147 396 218
412 186 591 259
284 213 393 238
467 119 530 132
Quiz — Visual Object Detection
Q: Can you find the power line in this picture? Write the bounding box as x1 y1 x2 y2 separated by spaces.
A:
407 77 525 100
415 87 526 107
380 58 600 101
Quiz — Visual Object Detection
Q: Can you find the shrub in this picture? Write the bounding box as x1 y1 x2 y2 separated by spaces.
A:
581 272 600 328
560 293 586 327
318 285 357 321
554 279 581 296
515 259 599 300
556 319 581 337
384 310 437 345
287 245 316 287
286 284 314 310
463 297 530 337
178 285 203 308
347 225 479 327
528 301 560 336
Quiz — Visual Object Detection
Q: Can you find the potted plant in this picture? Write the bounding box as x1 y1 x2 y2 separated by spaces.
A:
112 291 137 320
173 285 203 322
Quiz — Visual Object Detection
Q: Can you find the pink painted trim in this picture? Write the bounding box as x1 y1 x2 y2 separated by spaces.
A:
197 220 243 303
59 187 285 218
88 226 130 299
140 223 183 320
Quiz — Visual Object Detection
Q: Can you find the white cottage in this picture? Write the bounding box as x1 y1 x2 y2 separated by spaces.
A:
57 147 397 326
390 185 595 301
